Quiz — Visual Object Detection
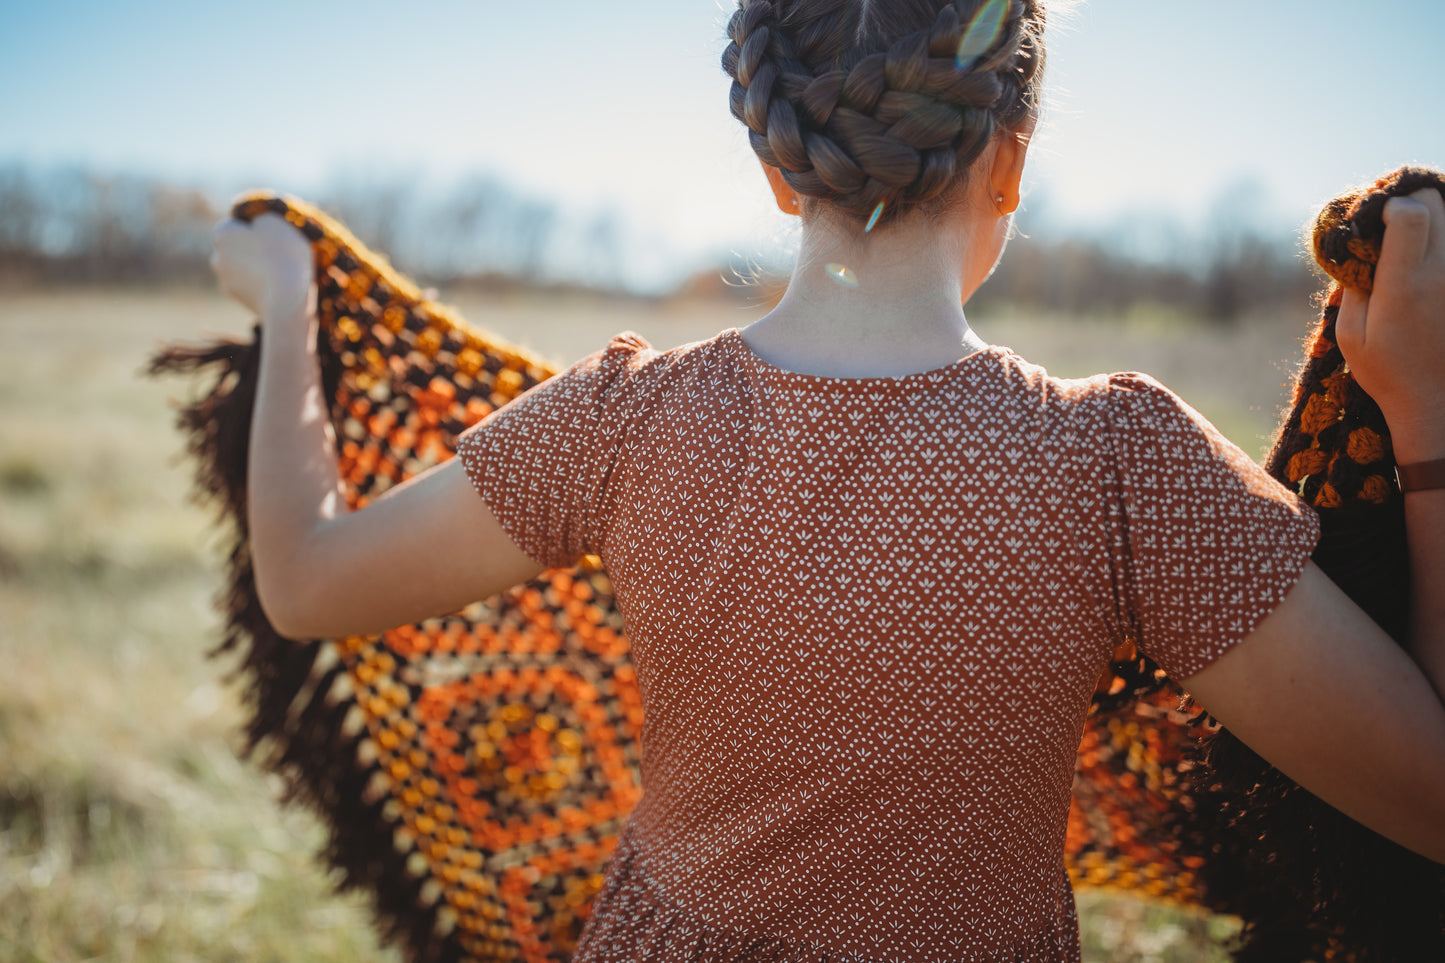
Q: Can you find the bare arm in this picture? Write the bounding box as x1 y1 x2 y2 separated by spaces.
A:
1398 488 1445 691
1183 562 1445 863
213 214 543 640
1182 188 1445 863
1396 475 1445 695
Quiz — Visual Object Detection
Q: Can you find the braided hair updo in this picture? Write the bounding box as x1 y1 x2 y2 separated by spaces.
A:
722 0 1047 226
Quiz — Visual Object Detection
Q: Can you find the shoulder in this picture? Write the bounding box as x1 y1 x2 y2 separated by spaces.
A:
976 354 1277 498
583 329 738 386
514 330 658 414
573 330 656 387
1095 370 1199 417
456 331 658 449
976 349 1185 434
1004 353 1206 430
588 328 743 411
973 346 1148 402
485 329 748 448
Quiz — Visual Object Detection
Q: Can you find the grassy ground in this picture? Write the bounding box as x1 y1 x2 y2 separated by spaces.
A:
0 287 1316 961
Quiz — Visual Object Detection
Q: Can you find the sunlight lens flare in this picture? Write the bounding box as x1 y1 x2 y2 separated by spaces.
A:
824 263 858 287
865 202 885 233
955 0 1009 72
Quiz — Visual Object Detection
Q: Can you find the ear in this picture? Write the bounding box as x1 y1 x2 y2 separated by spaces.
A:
762 162 802 217
988 115 1035 216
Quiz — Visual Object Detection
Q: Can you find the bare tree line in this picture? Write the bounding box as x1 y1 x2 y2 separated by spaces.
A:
0 162 1318 322
974 229 1317 323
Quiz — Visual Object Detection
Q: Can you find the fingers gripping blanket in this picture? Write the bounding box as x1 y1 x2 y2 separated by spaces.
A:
149 172 1444 963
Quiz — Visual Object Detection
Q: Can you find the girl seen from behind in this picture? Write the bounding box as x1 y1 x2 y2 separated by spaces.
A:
209 1 1445 959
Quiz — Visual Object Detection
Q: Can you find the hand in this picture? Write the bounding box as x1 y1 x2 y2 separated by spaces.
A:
1338 188 1445 461
210 212 316 323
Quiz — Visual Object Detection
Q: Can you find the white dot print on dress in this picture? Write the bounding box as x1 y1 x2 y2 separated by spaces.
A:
453 328 1320 963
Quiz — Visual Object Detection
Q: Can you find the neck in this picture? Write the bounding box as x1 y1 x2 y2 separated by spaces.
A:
742 206 994 378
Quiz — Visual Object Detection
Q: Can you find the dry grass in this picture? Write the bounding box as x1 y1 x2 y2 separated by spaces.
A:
0 286 1314 961
0 289 398 963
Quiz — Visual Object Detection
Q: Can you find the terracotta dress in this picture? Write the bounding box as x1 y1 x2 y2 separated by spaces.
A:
455 328 1319 963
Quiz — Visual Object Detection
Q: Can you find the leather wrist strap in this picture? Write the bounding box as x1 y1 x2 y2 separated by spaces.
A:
1396 457 1445 492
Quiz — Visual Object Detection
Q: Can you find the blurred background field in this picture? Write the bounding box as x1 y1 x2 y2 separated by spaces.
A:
0 279 1311 962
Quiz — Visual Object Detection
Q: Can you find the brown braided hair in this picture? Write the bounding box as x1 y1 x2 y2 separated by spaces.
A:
721 0 1046 226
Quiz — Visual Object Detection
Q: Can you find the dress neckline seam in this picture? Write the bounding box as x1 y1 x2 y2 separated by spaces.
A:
722 327 1002 385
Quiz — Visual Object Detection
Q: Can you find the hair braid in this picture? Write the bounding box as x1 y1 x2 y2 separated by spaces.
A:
722 0 1047 224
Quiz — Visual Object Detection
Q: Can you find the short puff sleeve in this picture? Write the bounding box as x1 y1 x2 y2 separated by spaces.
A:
1093 373 1320 679
453 332 651 569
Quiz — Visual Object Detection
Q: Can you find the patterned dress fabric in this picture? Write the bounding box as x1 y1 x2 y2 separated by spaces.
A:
455 329 1320 962
159 182 1445 962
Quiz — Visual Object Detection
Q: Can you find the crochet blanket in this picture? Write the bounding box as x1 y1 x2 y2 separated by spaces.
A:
148 168 1445 962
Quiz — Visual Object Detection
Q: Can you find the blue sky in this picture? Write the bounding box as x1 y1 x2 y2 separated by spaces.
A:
3 0 1443 279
